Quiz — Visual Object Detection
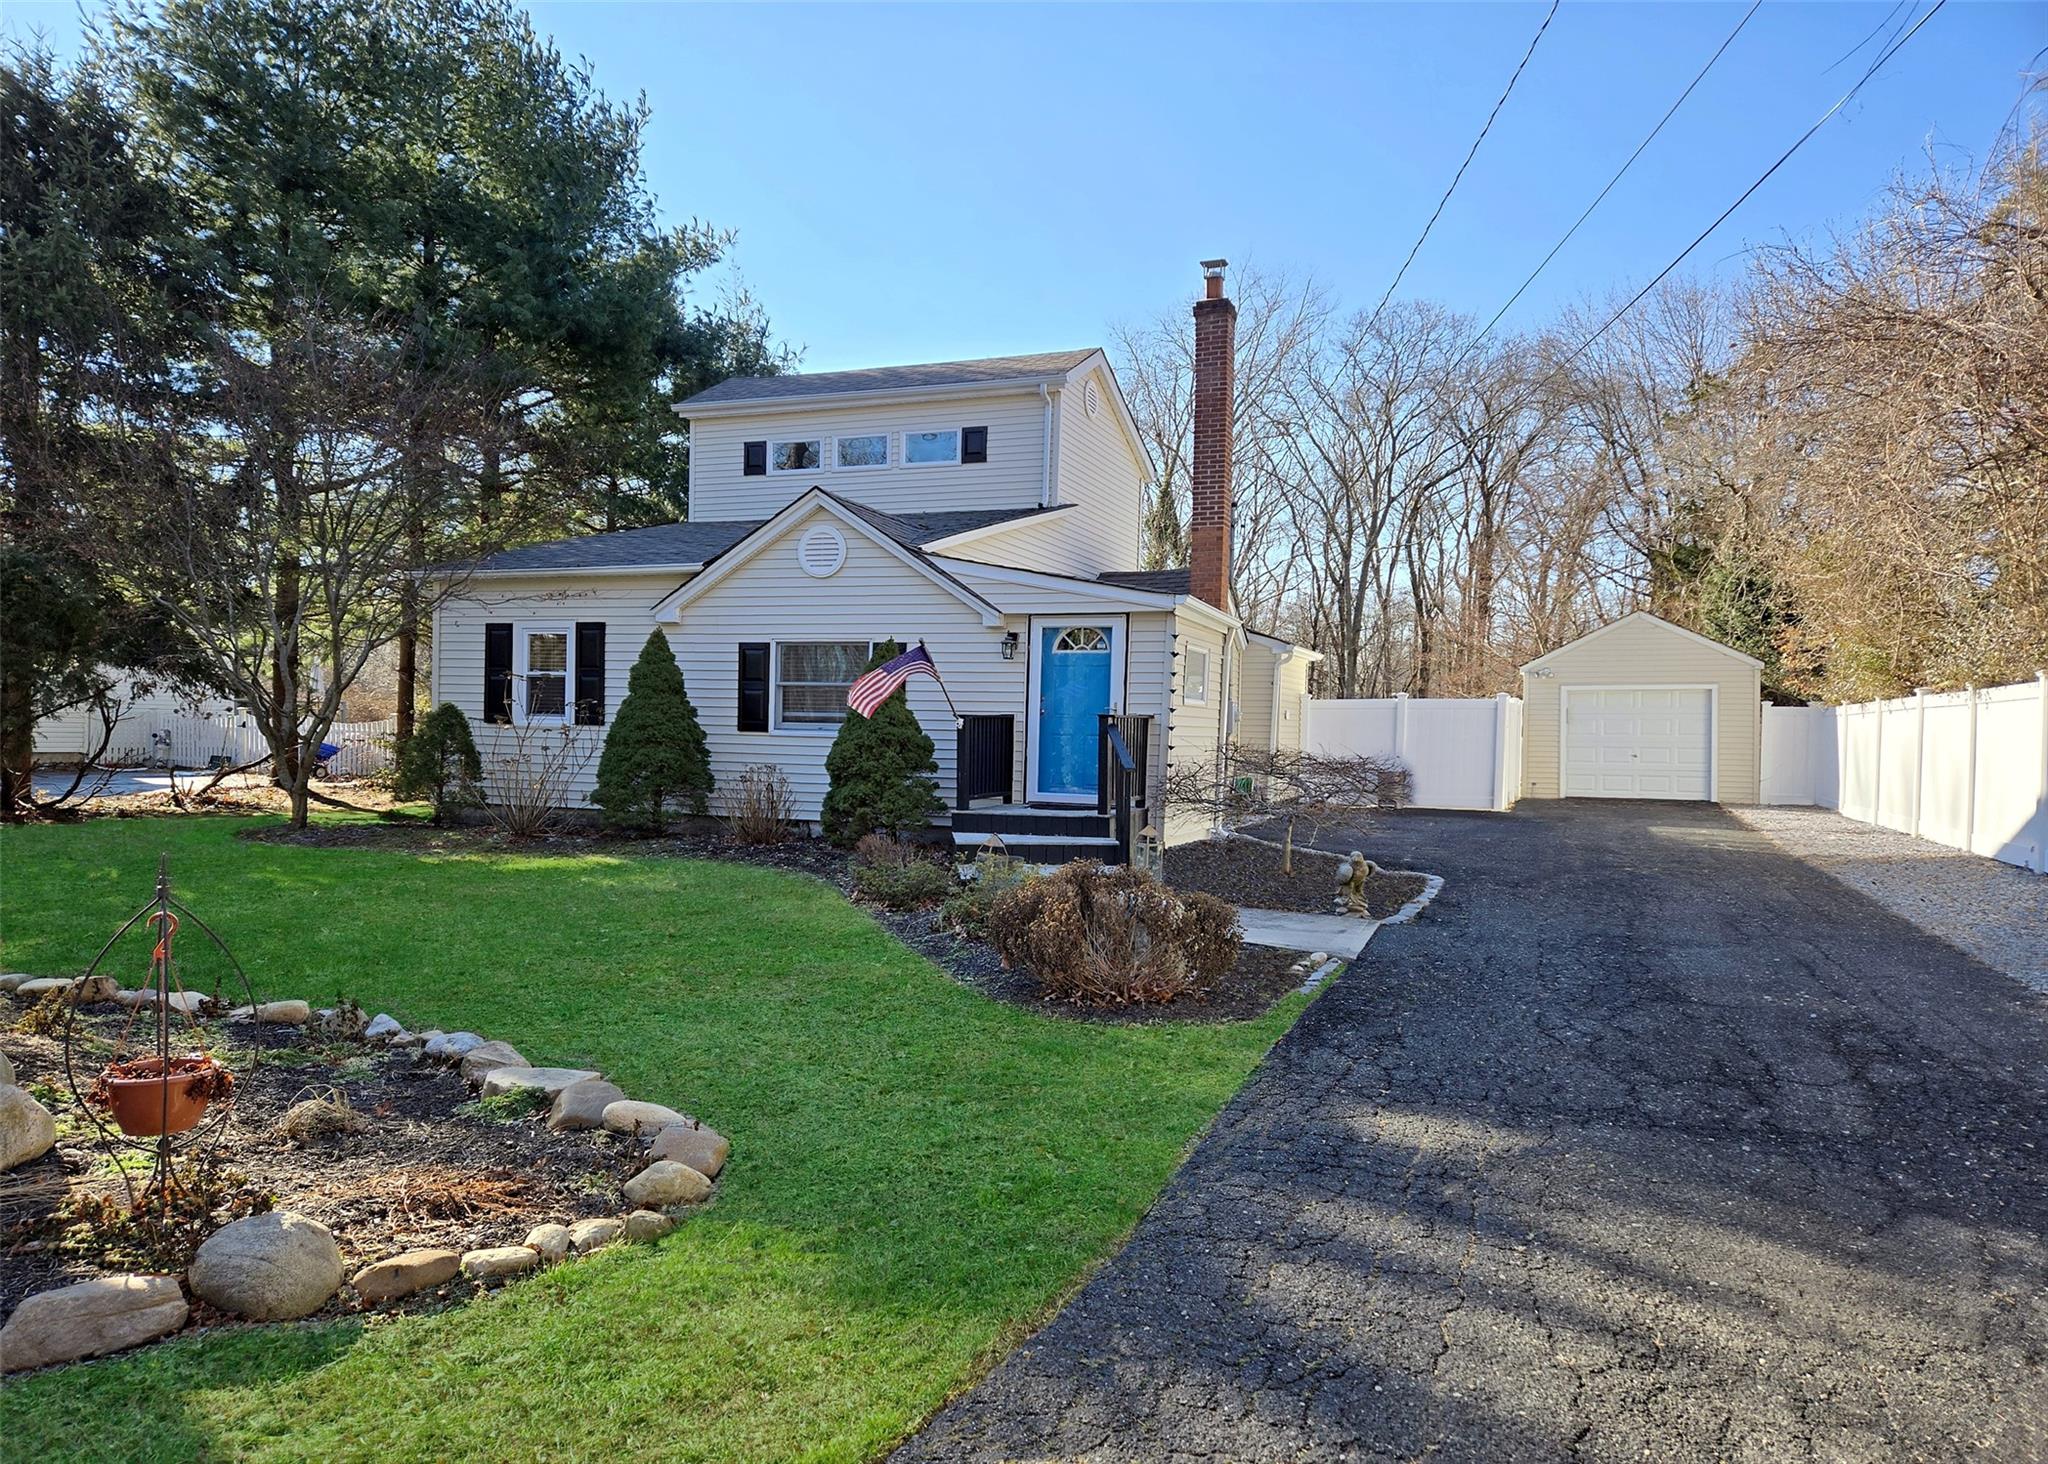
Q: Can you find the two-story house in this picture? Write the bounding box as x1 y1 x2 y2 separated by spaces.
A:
429 263 1318 858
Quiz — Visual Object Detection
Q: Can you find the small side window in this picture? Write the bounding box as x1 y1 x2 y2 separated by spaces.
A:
1184 647 1210 705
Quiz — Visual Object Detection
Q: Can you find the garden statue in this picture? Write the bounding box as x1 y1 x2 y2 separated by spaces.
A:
1333 851 1379 916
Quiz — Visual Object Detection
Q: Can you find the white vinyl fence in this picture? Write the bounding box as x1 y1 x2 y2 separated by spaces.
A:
1305 693 1522 811
37 704 397 780
1761 675 2048 873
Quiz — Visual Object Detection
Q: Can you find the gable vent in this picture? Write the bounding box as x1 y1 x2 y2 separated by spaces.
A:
1084 379 1101 418
797 524 846 578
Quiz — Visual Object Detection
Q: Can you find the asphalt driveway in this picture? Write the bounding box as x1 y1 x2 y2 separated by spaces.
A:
896 801 2048 1462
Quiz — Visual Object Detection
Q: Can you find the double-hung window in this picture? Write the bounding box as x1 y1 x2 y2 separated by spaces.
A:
1184 647 1210 705
903 428 960 466
770 438 821 473
517 624 572 724
775 641 873 728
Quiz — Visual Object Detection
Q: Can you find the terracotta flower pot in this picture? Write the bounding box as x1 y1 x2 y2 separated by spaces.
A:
97 1056 224 1137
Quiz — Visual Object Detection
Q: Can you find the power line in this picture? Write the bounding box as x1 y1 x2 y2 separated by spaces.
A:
1364 0 1562 328
1537 0 1947 385
1820 0 1908 76
1457 0 1763 363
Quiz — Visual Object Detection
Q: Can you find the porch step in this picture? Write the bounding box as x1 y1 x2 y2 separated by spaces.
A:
952 806 1115 839
952 830 1120 865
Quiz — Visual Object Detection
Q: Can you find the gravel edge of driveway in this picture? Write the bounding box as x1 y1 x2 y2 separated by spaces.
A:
1728 804 2048 995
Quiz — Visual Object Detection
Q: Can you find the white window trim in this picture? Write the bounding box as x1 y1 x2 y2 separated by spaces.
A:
1184 646 1211 705
768 437 824 475
832 432 891 471
901 427 961 468
771 639 875 733
512 621 574 727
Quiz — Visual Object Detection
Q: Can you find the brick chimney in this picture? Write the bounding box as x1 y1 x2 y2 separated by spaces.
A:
1189 258 1235 611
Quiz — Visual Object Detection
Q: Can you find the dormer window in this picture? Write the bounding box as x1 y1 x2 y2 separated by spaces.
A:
834 433 889 469
770 438 821 473
903 429 960 466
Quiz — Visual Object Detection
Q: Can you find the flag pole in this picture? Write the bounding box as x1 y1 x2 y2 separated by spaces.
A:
918 639 963 726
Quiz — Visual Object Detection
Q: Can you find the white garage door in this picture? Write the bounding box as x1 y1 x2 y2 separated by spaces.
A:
1563 688 1712 800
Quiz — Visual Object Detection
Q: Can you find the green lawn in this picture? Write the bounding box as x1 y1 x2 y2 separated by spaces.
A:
0 815 1308 1462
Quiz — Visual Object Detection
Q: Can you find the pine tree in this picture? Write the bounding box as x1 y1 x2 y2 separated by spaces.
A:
821 641 945 847
393 702 482 825
592 631 711 831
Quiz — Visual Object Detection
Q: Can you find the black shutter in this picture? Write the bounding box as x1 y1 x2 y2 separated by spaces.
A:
737 642 769 731
574 622 606 725
483 623 513 724
743 440 767 476
962 426 988 464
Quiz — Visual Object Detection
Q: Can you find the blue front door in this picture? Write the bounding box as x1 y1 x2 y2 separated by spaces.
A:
1035 624 1114 799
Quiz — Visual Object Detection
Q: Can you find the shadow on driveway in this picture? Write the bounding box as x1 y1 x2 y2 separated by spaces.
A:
894 802 2048 1462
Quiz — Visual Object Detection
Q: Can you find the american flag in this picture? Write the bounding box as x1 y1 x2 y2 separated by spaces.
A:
847 643 943 718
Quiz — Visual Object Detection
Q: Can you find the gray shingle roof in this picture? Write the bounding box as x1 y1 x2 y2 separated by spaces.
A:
465 503 1062 575
1097 568 1191 595
470 519 763 574
677 350 1098 409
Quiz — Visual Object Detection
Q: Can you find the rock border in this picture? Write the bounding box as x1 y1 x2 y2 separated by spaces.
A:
1 980 730 1374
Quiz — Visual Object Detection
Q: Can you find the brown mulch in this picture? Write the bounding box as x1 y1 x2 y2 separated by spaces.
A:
0 1011 643 1330
879 907 1315 1026
1164 838 1430 918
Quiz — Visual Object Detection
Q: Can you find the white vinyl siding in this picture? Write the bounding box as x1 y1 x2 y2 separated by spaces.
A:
688 392 1048 521
1049 364 1146 575
1522 615 1761 802
1164 613 1230 845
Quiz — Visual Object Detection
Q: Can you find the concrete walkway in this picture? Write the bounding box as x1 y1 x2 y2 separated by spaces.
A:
1235 907 1375 958
895 802 2048 1462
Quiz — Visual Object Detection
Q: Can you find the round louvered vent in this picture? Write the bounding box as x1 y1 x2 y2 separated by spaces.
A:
1084 379 1101 417
798 524 846 578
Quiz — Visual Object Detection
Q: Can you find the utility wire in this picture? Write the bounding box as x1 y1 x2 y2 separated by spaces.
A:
1535 0 1947 386
1457 0 1763 363
1364 0 1562 329
1820 0 1908 76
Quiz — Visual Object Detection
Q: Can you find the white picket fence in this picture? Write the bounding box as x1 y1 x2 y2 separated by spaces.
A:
1761 675 2048 873
1305 693 1523 811
50 707 398 779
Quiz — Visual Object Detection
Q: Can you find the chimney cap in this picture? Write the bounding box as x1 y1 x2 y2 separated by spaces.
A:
1200 258 1228 275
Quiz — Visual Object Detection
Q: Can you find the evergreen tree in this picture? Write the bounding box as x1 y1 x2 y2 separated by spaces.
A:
592 631 711 832
393 702 482 824
821 641 944 847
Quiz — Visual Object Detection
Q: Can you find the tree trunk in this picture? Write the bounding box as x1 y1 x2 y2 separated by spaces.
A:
1281 816 1295 876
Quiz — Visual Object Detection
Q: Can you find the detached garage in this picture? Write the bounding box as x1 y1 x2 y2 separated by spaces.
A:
1519 612 1762 804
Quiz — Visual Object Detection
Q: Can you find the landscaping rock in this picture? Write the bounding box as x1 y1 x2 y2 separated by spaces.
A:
0 973 28 993
567 1217 623 1253
458 1041 528 1085
0 1052 12 1086
257 1000 311 1024
623 1209 675 1243
0 1275 187 1373
549 1077 627 1131
17 975 118 1005
188 1212 344 1320
524 1223 572 1263
459 1245 539 1281
363 1013 406 1042
602 1099 689 1135
623 1160 713 1208
350 1248 460 1304
0 1085 58 1172
649 1122 729 1179
158 990 215 1017
423 1031 484 1062
481 1065 601 1100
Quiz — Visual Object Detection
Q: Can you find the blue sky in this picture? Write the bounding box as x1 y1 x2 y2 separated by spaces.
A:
8 2 2042 372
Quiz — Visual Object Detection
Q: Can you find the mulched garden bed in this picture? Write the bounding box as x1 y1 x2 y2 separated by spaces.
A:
1165 837 1430 917
1 1012 640 1330
877 906 1314 1026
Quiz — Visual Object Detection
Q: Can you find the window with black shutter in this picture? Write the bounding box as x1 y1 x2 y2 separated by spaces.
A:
483 623 513 724
961 426 988 463
574 623 606 724
742 440 767 476
737 642 769 730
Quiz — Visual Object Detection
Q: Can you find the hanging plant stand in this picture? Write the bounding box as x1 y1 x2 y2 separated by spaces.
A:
60 854 259 1218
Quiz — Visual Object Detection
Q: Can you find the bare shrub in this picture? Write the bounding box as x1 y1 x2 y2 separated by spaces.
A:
942 847 1039 940
723 763 796 844
1165 746 1412 873
479 724 595 839
988 862 1242 1005
850 833 953 909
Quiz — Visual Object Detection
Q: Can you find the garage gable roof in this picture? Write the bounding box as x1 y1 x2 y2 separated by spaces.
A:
1520 611 1763 673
